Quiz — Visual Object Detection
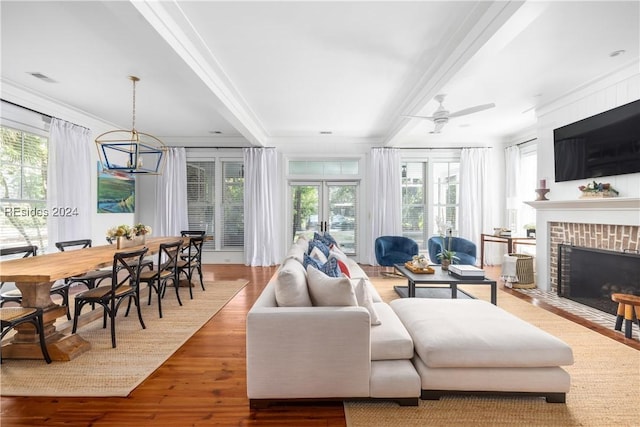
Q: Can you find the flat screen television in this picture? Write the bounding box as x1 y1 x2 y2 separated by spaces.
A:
553 99 640 182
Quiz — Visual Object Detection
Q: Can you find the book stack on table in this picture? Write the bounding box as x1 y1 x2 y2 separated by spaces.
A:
448 264 485 279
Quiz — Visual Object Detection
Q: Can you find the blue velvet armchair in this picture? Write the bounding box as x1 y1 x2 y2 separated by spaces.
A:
428 236 477 266
374 236 419 266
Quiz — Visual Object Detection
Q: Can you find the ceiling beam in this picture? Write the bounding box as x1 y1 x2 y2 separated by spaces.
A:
131 0 268 147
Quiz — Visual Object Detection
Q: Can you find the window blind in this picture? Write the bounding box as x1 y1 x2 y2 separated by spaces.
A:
0 126 48 251
186 161 215 250
221 161 244 248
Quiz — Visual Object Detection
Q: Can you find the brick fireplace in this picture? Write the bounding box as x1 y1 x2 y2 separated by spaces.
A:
526 198 640 292
548 222 640 292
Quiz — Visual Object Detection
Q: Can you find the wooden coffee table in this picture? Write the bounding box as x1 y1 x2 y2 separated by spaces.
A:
394 263 497 305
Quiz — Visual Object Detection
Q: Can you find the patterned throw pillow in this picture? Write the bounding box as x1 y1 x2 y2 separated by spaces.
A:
310 246 328 264
318 257 341 278
308 239 330 258
322 232 338 246
303 253 323 269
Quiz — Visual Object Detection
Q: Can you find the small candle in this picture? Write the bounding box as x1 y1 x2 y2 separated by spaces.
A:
539 179 546 189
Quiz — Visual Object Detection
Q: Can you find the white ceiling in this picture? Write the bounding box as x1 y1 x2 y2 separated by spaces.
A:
1 1 638 149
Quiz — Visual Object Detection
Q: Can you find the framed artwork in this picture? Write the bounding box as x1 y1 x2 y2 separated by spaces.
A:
97 162 135 213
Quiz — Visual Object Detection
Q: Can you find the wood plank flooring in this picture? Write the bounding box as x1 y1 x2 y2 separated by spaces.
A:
1 264 638 426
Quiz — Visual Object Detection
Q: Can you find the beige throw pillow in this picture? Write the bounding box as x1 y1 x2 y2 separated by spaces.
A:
310 246 328 264
275 258 312 306
306 265 357 307
353 278 382 325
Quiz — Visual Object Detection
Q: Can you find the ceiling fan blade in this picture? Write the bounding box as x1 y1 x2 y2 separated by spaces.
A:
402 114 436 121
448 103 495 118
431 121 446 133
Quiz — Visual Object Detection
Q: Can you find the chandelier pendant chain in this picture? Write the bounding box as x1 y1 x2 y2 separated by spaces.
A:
130 75 139 132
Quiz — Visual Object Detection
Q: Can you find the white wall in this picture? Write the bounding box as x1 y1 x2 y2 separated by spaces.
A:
532 64 640 290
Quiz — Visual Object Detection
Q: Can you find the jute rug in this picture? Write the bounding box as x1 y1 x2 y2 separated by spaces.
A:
344 277 640 427
0 279 248 397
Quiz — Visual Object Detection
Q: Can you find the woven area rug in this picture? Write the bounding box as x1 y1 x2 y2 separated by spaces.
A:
345 277 640 427
0 279 248 397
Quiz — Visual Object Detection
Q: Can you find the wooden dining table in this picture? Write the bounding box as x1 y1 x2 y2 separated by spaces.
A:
0 236 185 361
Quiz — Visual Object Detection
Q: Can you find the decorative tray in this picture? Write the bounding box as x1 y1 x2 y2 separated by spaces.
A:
404 262 435 274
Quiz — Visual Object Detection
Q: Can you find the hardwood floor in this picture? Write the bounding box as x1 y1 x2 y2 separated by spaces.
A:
2 263 638 426
0 265 346 427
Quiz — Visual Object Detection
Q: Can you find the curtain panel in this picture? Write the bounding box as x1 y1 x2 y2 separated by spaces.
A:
367 147 402 265
243 147 282 266
46 118 92 252
459 147 501 265
154 147 188 237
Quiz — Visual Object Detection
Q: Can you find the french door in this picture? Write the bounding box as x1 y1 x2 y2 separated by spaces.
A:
290 181 358 255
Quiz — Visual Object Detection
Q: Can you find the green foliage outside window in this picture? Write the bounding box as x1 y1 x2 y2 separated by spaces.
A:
0 126 48 249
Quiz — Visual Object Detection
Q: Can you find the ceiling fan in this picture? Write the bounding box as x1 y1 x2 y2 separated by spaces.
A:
403 94 495 133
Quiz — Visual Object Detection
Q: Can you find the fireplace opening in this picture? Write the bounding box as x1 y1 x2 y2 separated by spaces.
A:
557 244 640 315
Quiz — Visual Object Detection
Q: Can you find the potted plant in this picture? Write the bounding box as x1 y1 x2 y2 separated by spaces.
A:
437 230 459 270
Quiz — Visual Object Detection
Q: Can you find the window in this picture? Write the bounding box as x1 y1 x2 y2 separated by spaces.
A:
186 161 215 250
0 126 48 250
401 162 426 248
221 162 244 248
516 143 537 233
185 155 244 251
401 159 461 249
432 162 460 236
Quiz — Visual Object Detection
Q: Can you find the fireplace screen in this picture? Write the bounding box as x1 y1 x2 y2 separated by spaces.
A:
557 244 640 315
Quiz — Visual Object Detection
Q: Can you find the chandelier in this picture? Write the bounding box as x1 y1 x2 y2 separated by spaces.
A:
95 76 166 174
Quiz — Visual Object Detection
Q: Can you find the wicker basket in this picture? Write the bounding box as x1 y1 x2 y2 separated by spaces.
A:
509 253 535 288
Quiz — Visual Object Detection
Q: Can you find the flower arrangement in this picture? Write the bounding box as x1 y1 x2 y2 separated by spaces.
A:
106 223 152 241
578 181 619 198
106 224 134 240
132 223 152 236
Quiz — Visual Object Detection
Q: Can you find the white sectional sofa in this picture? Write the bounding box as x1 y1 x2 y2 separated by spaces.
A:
246 237 421 408
246 236 574 408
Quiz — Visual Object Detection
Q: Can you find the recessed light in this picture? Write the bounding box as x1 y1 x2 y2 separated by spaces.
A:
319 131 333 135
609 50 626 57
28 72 56 83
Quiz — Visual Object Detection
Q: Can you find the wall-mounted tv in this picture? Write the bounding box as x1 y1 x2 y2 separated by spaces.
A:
553 99 640 182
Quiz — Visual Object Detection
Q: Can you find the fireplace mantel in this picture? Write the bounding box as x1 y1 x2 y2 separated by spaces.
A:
525 197 639 292
525 197 640 210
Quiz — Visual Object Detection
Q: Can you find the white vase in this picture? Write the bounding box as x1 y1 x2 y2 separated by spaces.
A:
116 236 139 249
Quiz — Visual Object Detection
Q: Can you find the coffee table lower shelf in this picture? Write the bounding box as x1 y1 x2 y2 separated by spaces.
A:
393 263 497 305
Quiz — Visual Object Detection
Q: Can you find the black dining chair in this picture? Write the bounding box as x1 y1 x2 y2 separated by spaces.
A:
0 246 70 318
137 240 182 318
55 239 113 319
176 236 205 299
72 247 148 348
0 245 39 307
1 306 52 364
180 230 206 237
105 237 154 272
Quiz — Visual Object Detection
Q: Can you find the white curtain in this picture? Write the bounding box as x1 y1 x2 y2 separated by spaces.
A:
504 145 521 210
459 147 499 265
243 147 282 266
154 147 188 236
47 118 91 252
367 147 402 265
